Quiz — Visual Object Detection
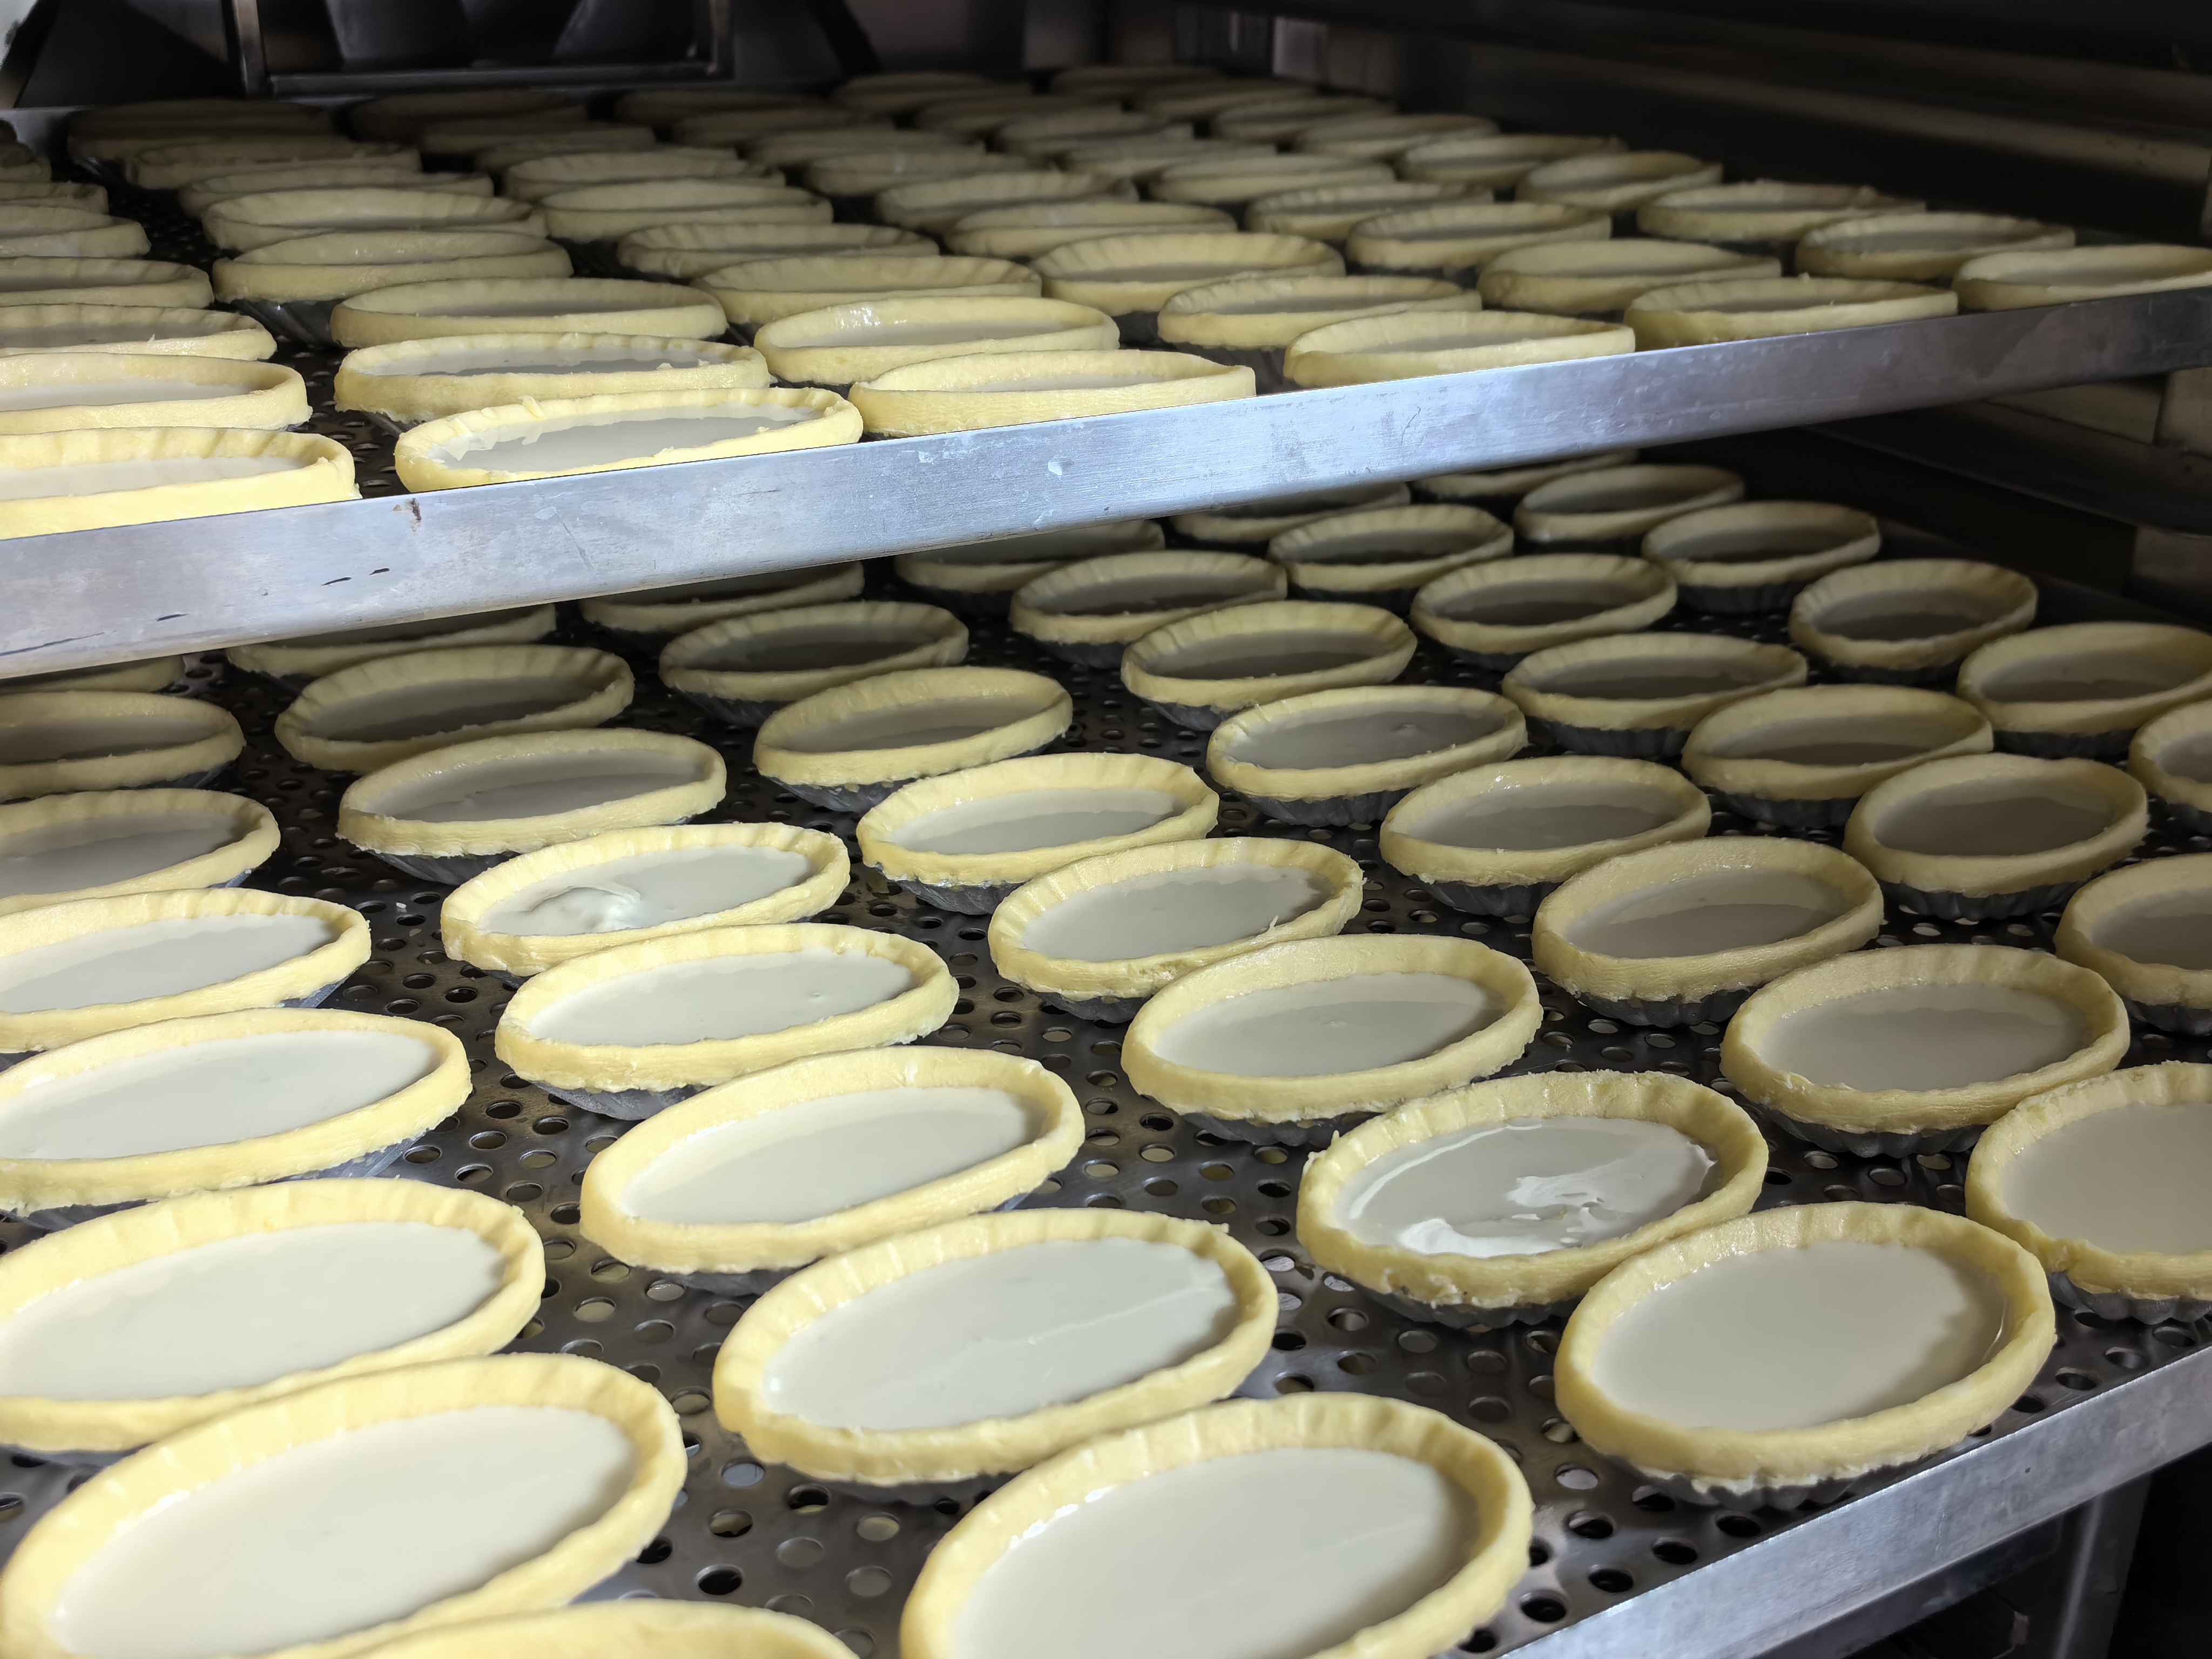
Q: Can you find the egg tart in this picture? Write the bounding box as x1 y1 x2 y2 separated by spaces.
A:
1380 755 1711 916
0 257 209 310
1346 200 1609 281
1683 684 1993 827
760 665 1072 812
896 520 1165 613
1417 448 1639 509
336 729 725 884
915 93 1111 140
1214 95 1395 146
0 691 243 799
1636 180 1923 254
1954 244 2212 310
333 332 765 428
0 428 353 536
1172 481 1410 547
851 348 1251 436
496 921 956 1118
0 888 371 1064
0 305 274 360
903 1393 1531 1659
1968 1063 2212 1323
1476 239 1776 318
1267 502 1512 611
0 353 305 434
1 658 181 695
1516 151 1719 217
1724 943 2129 1155
1121 599 1417 732
0 789 275 917
1790 557 2038 684
228 605 556 686
503 146 770 200
856 751 1217 914
990 837 1364 1021
1627 275 1955 347
1797 212 2072 281
875 169 1130 237
0 1353 683 1659
1245 180 1472 242
2056 856 2212 1035
441 822 847 981
536 179 825 243
945 199 1229 260
0 185 100 213
753 295 1118 391
330 275 725 349
0 1179 538 1455
716 1208 1273 1493
1647 503 1878 617
211 228 571 329
1208 684 1526 827
422 123 648 166
1397 132 1623 191
1301 1070 1765 1326
0 209 147 261
1150 156 1394 210
350 88 582 141
582 562 864 642
804 150 1027 209
1031 230 1343 342
1055 138 1274 186
660 600 968 724
1503 632 1806 756
1124 934 1542 1144
1957 621 2212 757
177 163 466 215
693 254 1038 335
394 386 858 490
617 220 930 280
1535 837 1882 1026
1555 1202 2052 1506
1284 307 1633 387
201 187 541 253
355 1602 851 1659
1155 272 1475 390
127 139 392 191
1413 552 1674 669
1294 111 1498 161
996 109 1191 159
2131 699 2212 831
1010 548 1285 665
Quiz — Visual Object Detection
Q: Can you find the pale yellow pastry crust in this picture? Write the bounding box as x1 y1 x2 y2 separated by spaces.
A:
753 666 1071 793
495 922 957 1094
1286 307 1633 387
1643 500 1881 599
1516 150 1721 213
693 253 1040 331
1413 552 1676 662
1245 181 1474 243
274 643 633 773
228 605 558 683
1268 502 1513 603
1790 558 2038 678
332 276 727 349
1795 212 2073 282
0 212 149 261
2055 856 2212 1022
2130 700 2212 825
1626 276 1956 347
1030 229 1343 317
1379 756 1710 893
754 295 1118 387
989 836 1365 1003
0 353 307 434
1124 933 1542 1123
1635 181 1922 245
0 258 210 310
334 333 767 422
945 200 1229 260
1515 462 1744 548
713 1208 1276 1483
0 657 180 694
201 187 541 253
0 888 370 1056
855 751 1218 895
1722 944 2131 1134
1149 157 1395 207
1011 549 1285 657
1121 599 1417 727
0 428 353 537
1300 1070 1767 1310
0 1179 540 1452
875 168 1130 237
581 563 864 640
1554 1202 2053 1493
660 601 968 710
1292 112 1498 162
0 788 276 916
1475 241 1780 316
0 1005 463 1213
177 165 466 218
619 221 932 280
802 152 1028 204
0 1353 684 1659
343 1602 853 1659
902 1393 1534 1659
1967 1062 2212 1300
337 729 725 860
0 305 275 360
1683 684 1992 809
582 1047 1081 1275
212 230 571 304
1345 200 1608 277
0 691 243 800
896 520 1165 603
1503 632 1808 737
1954 244 2212 311
1956 622 2212 748
441 821 849 978
503 147 776 201
1155 273 1472 350
1206 685 1526 807
1844 752 2147 900
1395 133 1624 190
850 348 1253 436
1533 836 1884 1007
536 180 825 242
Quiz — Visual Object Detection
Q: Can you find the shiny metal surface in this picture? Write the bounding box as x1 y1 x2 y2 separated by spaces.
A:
0 595 2203 1659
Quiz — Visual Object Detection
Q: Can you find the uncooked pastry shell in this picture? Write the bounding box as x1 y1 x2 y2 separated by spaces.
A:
1123 933 1542 1125
1009 549 1284 666
1514 462 1744 550
2055 855 2212 1034
1291 112 1497 161
1624 276 1955 347
2129 700 2212 832
692 253 1039 331
0 257 210 309
441 821 849 979
848 347 1252 436
1147 156 1393 207
353 1602 851 1659
0 888 371 1056
1682 683 1992 825
1795 212 2073 282
176 164 468 218
0 353 307 434
1029 229 1342 321
0 1354 684 1659
0 788 276 916
618 221 932 281
1244 180 1473 242
0 690 243 799
1635 180 1922 246
1643 500 1881 612
331 275 726 348
495 922 956 1095
896 520 1165 611
873 168 1130 237
2 657 180 694
1789 558 2038 682
660 601 968 723
752 295 1118 388
504 147 777 201
1967 1062 2212 1303
1284 307 1632 387
579 563 864 641
201 186 541 253
228 605 557 684
1205 684 1526 822
1412 552 1676 667
1516 150 1721 214
0 305 274 360
273 643 633 773
1395 132 1624 191
1475 240 1776 317
900 1393 1533 1659
580 1046 1082 1276
1154 272 1472 352
713 1208 1274 1484
1300 1070 1766 1311
335 334 766 422
0 210 147 261
0 427 353 537
1267 501 1513 608
1120 598 1416 731
211 228 570 303
943 199 1229 260
1953 244 2212 311
536 178 825 241
1955 622 2212 757
0 1178 539 1452
1344 200 1608 278
1721 944 2130 1136
1554 1202 2053 1496
1502 632 1807 755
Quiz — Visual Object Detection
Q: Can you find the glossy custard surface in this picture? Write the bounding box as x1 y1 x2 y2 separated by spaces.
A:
368 752 699 822
478 844 816 937
889 787 1182 855
0 717 216 766
1564 871 1848 959
528 950 914 1047
1400 788 1681 852
778 697 1041 754
0 913 338 1013
1228 707 1492 771
2001 1101 2212 1255
2089 895 2212 972
1020 866 1333 961
309 677 591 743
1758 984 2085 1092
0 814 243 899
1147 631 1382 680
1151 973 1501 1077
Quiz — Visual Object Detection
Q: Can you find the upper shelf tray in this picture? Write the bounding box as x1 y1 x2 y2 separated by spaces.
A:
9 286 2212 677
